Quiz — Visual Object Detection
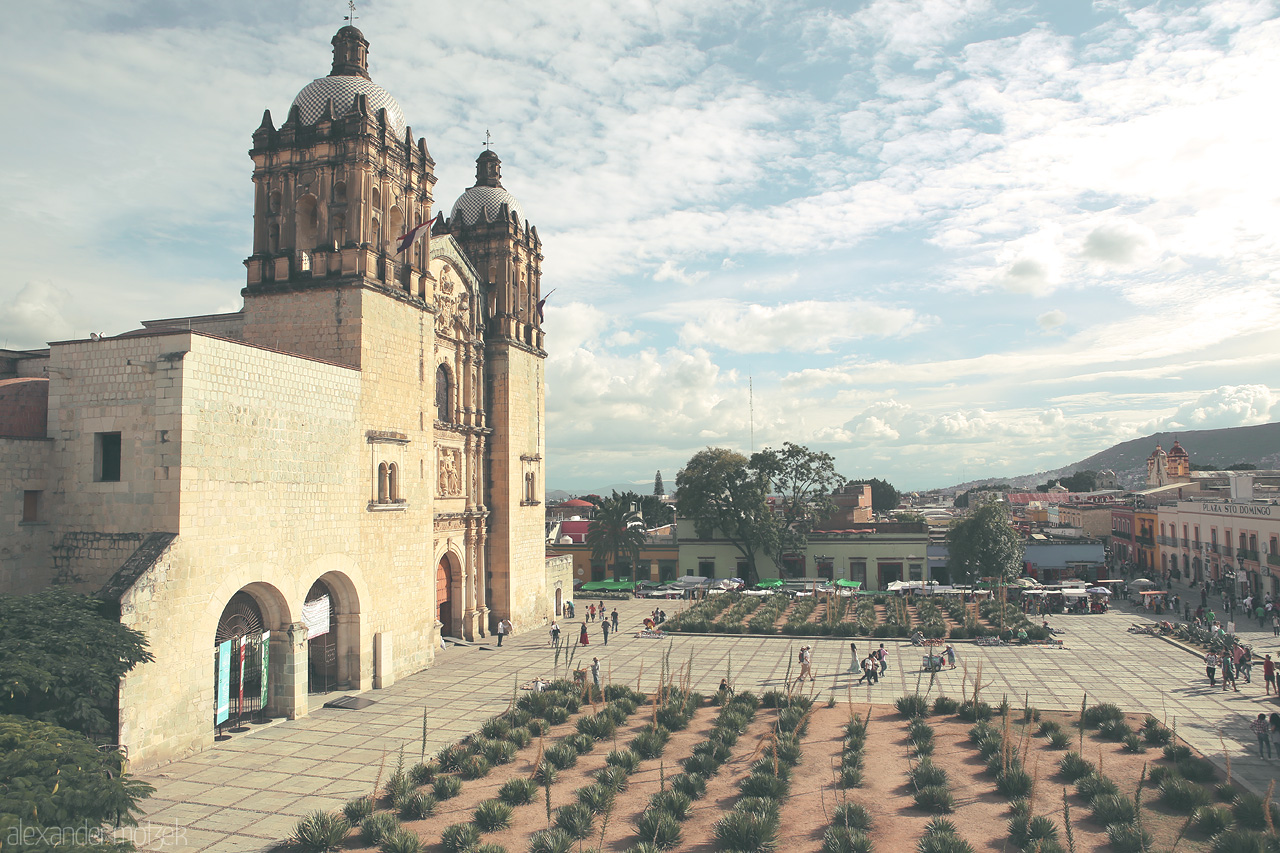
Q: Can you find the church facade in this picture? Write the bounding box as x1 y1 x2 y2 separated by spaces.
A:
0 27 564 768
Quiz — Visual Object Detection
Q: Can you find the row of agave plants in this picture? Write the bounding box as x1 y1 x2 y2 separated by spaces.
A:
286 680 644 853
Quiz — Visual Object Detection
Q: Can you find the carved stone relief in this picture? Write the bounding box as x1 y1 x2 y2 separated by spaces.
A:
436 447 464 496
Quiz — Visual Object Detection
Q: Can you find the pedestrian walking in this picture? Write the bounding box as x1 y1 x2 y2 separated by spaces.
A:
1252 714 1273 758
601 619 610 645
1205 651 1219 687
1264 654 1276 696
588 604 596 623
550 620 561 646
877 643 888 676
1222 654 1238 692
849 641 858 672
1273 612 1279 638
945 644 957 669
795 646 814 683
611 608 619 631
579 622 590 646
856 655 877 684
591 657 601 689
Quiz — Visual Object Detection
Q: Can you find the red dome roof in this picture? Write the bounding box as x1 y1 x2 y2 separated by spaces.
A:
561 498 594 507
1167 440 1189 458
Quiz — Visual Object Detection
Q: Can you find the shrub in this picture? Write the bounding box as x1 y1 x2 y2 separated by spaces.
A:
458 755 491 780
750 757 792 780
631 727 670 760
1164 743 1193 762
1208 828 1272 853
918 829 975 853
576 783 616 815
1161 777 1211 813
821 826 873 853
433 775 463 800
910 761 948 789
343 797 373 824
913 785 955 813
606 747 641 772
897 694 930 718
1178 757 1218 784
996 767 1033 798
595 765 629 792
977 737 1004 761
1047 730 1072 750
1216 783 1238 802
634 808 682 849
1232 792 1278 831
1075 773 1120 803
399 791 436 820
1098 719 1133 742
932 696 959 715
385 769 413 808
1122 733 1147 753
555 803 595 840
714 808 779 853
1036 720 1062 737
741 772 789 799
545 743 578 770
968 722 997 743
649 789 693 821
566 733 596 755
438 744 468 772
484 741 517 765
472 799 513 833
1058 752 1094 782
380 828 423 853
1143 724 1172 746
526 718 547 735
1081 703 1125 729
1147 765 1175 786
481 716 512 739
840 766 864 788
497 777 537 806
1090 793 1137 825
290 811 350 853
693 739 733 762
474 845 507 853
777 706 810 736
773 734 804 766
527 828 575 853
1013 815 1059 849
1106 822 1154 853
957 700 992 722
1196 805 1233 835
440 823 480 853
545 705 571 725
532 762 558 785
409 761 438 786
734 797 782 819
681 752 720 777
361 813 401 847
832 802 873 831
671 772 708 800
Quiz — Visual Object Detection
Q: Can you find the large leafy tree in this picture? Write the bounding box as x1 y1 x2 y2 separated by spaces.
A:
675 448 780 586
945 501 1025 585
0 589 153 738
849 477 900 513
0 715 154 845
586 493 647 578
751 442 845 571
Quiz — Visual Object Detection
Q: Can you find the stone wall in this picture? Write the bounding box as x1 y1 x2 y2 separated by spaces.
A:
0 436 53 594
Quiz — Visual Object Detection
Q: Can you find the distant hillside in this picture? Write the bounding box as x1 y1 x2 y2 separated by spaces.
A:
945 421 1280 492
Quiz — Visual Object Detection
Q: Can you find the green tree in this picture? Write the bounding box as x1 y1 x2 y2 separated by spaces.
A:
0 715 154 846
585 493 646 579
945 502 1024 585
953 484 1011 508
675 448 779 586
0 589 153 738
1058 470 1098 492
849 477 900 513
654 470 665 496
751 442 845 572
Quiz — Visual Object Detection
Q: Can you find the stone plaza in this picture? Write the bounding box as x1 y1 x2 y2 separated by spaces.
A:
132 593 1280 852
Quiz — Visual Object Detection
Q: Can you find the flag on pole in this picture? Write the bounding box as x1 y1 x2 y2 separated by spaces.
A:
395 221 430 255
536 288 556 323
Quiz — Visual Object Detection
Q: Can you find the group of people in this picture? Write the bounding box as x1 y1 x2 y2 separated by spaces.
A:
583 601 613 623
1202 646 1275 692
1250 713 1280 758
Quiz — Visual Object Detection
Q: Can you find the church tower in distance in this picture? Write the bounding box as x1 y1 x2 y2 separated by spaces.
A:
445 149 546 629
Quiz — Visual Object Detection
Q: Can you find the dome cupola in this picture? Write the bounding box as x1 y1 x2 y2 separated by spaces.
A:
450 150 527 227
288 26 407 137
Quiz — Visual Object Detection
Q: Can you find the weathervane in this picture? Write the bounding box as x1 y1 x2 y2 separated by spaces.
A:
483 130 493 151
344 0 358 25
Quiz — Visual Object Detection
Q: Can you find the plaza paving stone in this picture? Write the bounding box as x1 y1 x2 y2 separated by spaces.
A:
132 591 1280 851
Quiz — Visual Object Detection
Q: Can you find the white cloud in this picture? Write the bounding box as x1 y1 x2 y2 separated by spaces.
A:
666 300 930 354
1081 221 1158 265
652 260 707 285
1163 385 1280 430
1037 309 1066 329
0 281 75 348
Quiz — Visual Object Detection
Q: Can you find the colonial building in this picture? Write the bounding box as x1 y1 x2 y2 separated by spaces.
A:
0 27 565 767
1156 491 1280 597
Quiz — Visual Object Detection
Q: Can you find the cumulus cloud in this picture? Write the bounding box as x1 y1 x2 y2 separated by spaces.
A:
1081 221 1157 265
1037 309 1066 329
0 281 75 348
1163 385 1279 430
653 260 707 285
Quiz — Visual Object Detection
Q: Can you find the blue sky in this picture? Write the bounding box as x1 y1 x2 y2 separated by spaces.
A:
3 0 1278 492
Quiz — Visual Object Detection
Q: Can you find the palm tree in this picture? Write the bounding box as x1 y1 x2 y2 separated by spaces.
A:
585 495 646 580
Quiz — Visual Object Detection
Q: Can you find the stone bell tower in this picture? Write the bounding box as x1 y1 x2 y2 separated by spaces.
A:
444 149 547 631
240 25 437 368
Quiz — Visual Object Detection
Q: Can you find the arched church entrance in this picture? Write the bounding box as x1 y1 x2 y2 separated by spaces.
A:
213 585 284 731
555 586 563 617
304 580 341 694
437 557 454 637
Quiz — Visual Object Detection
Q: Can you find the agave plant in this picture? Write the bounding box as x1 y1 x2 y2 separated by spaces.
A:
290 810 350 853
634 808 682 849
440 822 481 853
473 799 514 833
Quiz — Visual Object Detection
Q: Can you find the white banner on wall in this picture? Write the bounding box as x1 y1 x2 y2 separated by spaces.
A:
302 595 331 639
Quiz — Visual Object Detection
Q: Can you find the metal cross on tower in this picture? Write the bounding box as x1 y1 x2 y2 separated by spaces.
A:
344 1 358 25
483 130 493 151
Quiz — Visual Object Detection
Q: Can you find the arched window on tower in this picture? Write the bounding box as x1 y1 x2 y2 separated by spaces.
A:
268 223 280 253
370 217 381 252
330 213 345 248
296 194 319 257
332 181 346 203
388 462 399 502
435 365 452 423
378 462 389 503
388 207 404 256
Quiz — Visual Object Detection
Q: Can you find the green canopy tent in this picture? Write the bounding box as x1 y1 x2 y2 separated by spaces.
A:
833 579 863 589
579 580 634 592
755 579 786 589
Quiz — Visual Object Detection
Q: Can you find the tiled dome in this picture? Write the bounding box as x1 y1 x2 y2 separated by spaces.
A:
450 185 526 227
291 75 406 137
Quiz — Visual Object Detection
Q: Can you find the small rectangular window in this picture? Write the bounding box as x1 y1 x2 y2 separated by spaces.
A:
22 490 41 523
95 432 122 482
849 560 867 585
697 560 715 579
